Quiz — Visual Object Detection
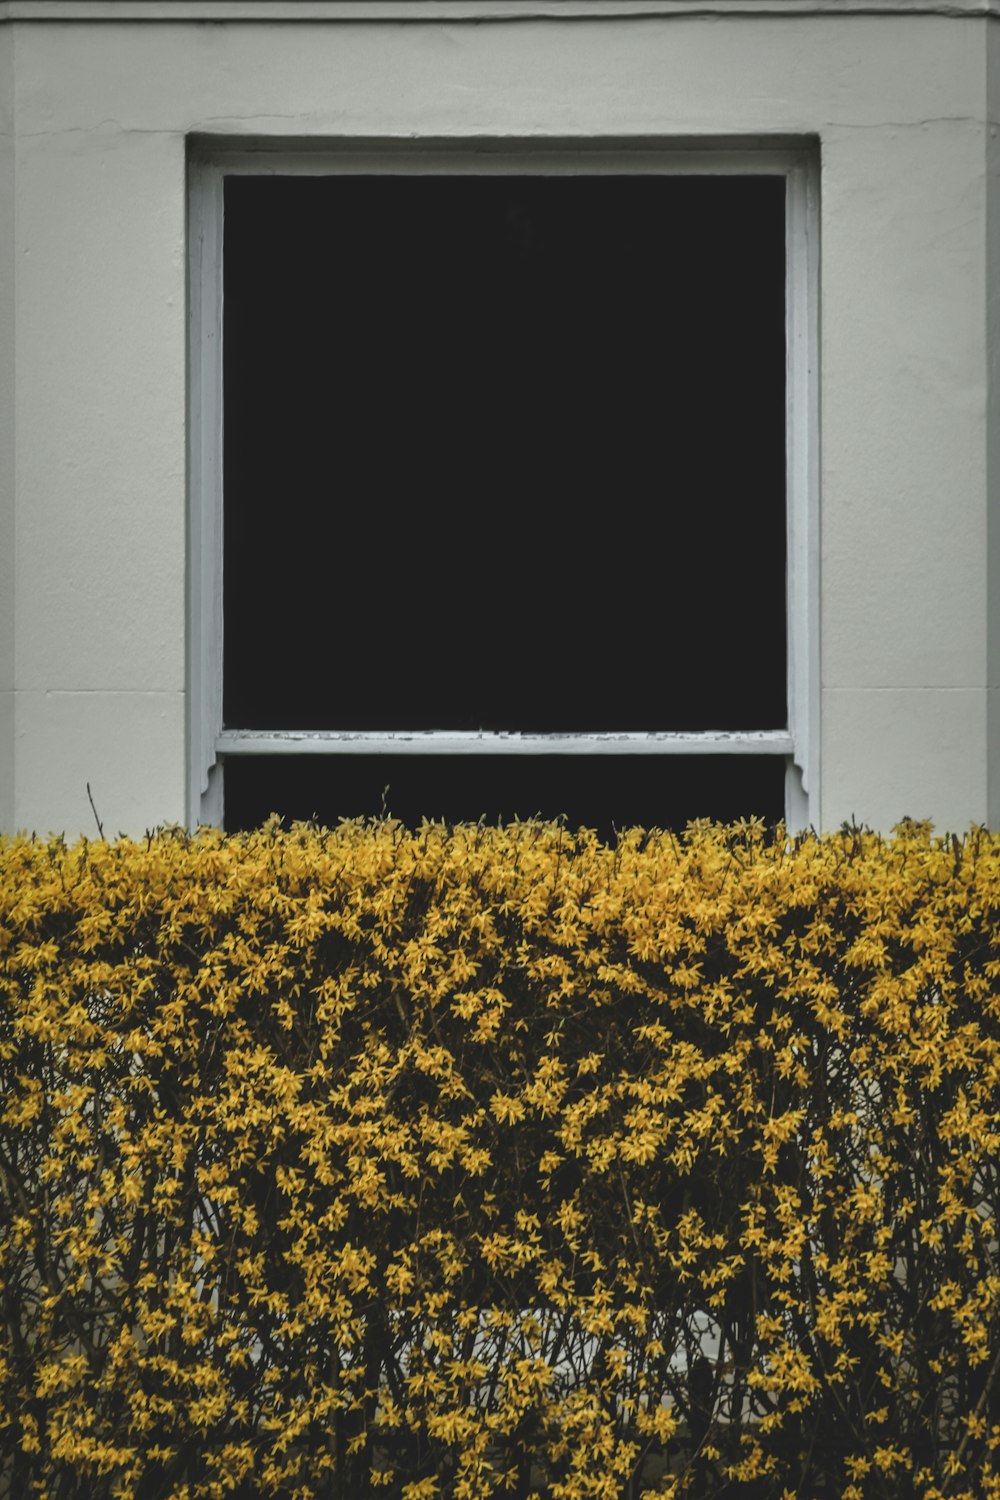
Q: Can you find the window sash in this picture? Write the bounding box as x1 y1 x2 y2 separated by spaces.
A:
217 730 794 756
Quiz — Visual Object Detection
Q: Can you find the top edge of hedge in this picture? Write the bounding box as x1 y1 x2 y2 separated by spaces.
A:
0 814 994 890
0 811 990 854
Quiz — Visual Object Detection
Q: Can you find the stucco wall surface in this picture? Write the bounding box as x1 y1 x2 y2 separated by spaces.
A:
0 25 12 836
987 21 1000 826
0 9 994 834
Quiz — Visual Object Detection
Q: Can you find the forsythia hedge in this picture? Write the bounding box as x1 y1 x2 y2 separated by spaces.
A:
2 820 1000 1499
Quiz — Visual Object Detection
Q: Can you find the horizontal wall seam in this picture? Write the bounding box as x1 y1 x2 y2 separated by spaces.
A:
2 0 999 20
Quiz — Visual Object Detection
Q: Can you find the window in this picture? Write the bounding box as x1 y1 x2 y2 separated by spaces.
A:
188 147 818 839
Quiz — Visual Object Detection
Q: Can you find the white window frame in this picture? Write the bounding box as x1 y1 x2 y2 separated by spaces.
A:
187 141 819 831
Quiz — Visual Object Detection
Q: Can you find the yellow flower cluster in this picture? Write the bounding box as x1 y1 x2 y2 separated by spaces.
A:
2 817 1000 1498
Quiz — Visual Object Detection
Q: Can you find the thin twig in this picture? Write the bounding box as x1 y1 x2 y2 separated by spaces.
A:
86 782 105 839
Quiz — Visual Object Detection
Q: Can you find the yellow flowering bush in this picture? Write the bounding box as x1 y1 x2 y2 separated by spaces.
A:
2 818 1000 1498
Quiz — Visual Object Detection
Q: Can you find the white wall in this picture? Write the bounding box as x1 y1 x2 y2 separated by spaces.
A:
0 24 13 835
0 4 995 835
988 22 1000 827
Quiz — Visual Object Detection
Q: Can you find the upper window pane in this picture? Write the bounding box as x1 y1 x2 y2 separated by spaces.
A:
223 173 786 733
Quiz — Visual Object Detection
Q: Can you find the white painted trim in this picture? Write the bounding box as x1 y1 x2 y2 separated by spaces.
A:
3 0 998 19
217 730 796 756
186 159 224 829
196 147 810 177
785 156 821 814
189 143 818 828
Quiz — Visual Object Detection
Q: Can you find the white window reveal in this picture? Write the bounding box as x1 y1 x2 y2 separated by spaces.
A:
188 147 818 838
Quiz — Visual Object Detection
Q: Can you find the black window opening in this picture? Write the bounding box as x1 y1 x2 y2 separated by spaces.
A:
223 755 787 841
222 171 788 837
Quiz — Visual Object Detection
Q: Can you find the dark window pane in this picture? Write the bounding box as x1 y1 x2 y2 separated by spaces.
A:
223 174 786 734
222 754 787 840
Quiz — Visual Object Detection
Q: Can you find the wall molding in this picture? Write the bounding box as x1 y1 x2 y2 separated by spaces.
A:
1 0 998 21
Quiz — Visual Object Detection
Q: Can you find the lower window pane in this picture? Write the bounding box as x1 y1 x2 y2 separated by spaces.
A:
222 755 786 840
